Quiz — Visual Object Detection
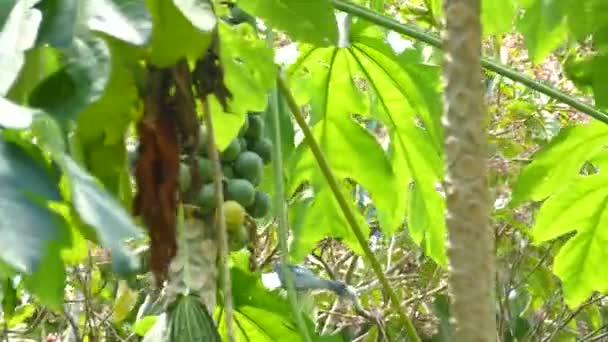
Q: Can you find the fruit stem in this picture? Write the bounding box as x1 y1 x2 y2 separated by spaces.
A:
202 96 235 342
277 75 422 342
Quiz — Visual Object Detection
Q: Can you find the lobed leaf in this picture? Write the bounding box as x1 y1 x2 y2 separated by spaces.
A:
511 121 608 206
0 0 42 95
287 34 445 264
238 0 337 46
533 172 608 306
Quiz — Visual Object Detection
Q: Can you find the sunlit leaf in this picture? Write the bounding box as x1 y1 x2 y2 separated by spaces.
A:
511 121 608 206
29 36 112 125
0 138 66 273
0 0 42 95
287 36 445 264
533 172 608 306
482 0 515 36
210 22 276 150
0 97 39 129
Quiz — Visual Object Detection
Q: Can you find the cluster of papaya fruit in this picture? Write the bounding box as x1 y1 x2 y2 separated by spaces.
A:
178 112 273 250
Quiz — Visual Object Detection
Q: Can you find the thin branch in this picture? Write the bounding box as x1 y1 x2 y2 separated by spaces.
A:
202 96 235 342
277 75 421 342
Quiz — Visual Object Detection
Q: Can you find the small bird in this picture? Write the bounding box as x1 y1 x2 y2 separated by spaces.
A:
272 263 348 296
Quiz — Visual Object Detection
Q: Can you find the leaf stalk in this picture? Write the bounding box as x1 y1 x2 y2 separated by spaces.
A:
277 75 421 342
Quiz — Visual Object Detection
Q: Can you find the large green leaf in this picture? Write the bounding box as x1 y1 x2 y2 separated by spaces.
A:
0 0 42 95
237 0 337 46
62 155 143 276
0 97 39 129
482 0 515 36
29 36 112 125
567 0 608 49
287 36 445 264
564 54 608 111
210 22 276 151
36 0 151 48
0 137 66 274
6 46 62 104
532 172 608 306
517 0 570 64
145 0 214 67
511 121 608 206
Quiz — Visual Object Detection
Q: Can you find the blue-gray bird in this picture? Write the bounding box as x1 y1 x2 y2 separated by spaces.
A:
273 263 348 296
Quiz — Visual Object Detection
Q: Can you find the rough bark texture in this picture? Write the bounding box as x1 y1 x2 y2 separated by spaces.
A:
442 0 497 340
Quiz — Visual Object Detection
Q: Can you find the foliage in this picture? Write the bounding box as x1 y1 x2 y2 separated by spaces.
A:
1 0 608 341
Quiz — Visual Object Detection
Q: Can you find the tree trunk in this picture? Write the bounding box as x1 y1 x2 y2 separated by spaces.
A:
441 0 497 340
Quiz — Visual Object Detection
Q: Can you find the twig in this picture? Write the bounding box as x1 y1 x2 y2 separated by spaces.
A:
202 96 235 342
403 284 447 305
278 75 420 342
542 295 607 342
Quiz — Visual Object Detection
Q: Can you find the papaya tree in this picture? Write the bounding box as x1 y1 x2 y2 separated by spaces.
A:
2 0 608 341
441 0 496 340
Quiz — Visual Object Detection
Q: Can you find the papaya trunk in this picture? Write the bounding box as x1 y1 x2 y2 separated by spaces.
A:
441 0 497 340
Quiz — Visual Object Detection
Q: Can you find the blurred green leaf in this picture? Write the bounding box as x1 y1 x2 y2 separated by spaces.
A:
482 0 515 36
36 0 151 48
133 315 159 336
29 36 112 125
238 0 337 46
287 37 445 264
0 0 42 95
145 0 214 67
62 155 143 277
0 138 67 274
517 0 569 64
210 22 276 151
0 97 39 129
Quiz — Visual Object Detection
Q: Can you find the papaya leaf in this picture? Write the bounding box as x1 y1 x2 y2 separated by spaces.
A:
237 0 337 46
567 0 608 49
0 138 69 309
36 0 151 48
0 138 66 273
210 22 276 151
482 0 515 36
73 39 142 194
0 97 39 129
173 0 216 32
0 0 42 95
517 0 569 64
29 36 112 126
533 172 608 306
6 46 62 104
146 0 214 67
287 38 445 264
62 155 143 277
511 121 608 206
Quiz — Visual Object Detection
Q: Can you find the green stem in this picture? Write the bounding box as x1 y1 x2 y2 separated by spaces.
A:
331 0 608 125
268 35 312 341
202 97 235 342
277 76 421 342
